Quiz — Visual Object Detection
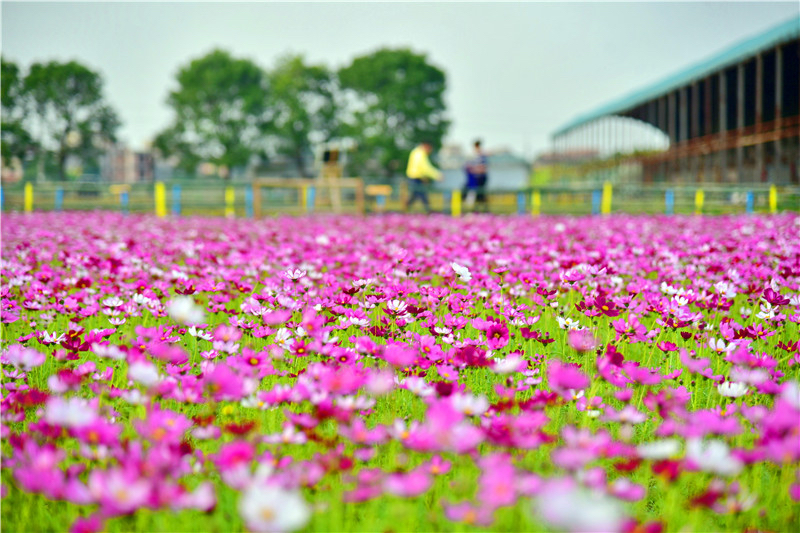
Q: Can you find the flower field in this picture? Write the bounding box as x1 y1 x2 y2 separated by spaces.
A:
1 212 799 533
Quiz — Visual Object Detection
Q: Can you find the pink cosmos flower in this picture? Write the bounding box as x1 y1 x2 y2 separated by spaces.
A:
87 467 152 516
384 466 432 497
136 407 191 444
568 328 598 352
443 502 494 526
548 360 590 398
70 515 104 533
478 454 517 509
2 344 46 370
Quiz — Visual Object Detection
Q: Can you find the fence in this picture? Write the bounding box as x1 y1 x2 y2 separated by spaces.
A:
1 179 797 217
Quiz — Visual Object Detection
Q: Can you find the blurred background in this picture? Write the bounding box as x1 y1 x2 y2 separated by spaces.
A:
1 1 798 214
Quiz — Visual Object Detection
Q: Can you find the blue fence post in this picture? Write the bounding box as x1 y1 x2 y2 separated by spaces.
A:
55 188 64 211
120 191 129 214
245 187 254 218
376 195 387 209
0 186 3 211
746 190 754 214
172 185 181 215
591 189 601 215
307 186 316 213
516 191 526 215
665 189 674 215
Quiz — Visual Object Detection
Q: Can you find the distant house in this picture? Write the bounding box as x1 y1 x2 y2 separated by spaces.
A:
439 148 531 191
101 143 154 182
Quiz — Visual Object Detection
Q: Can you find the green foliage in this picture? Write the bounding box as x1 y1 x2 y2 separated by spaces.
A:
22 60 120 180
338 48 449 177
269 54 340 178
155 49 272 176
1 57 35 164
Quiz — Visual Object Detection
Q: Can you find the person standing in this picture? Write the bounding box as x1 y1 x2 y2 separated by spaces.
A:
405 141 442 213
463 139 489 212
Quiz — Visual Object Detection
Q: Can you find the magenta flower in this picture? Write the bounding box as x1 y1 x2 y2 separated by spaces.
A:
384 467 432 497
548 359 590 397
485 321 509 350
567 328 598 353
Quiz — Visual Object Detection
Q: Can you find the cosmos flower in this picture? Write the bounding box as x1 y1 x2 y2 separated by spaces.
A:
239 484 310 533
166 296 205 325
717 381 748 398
685 439 743 476
450 262 472 282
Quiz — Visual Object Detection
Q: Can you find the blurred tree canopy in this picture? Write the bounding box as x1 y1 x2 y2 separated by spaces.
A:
154 49 272 177
269 54 340 178
11 59 120 180
338 48 449 178
4 47 451 181
1 57 35 164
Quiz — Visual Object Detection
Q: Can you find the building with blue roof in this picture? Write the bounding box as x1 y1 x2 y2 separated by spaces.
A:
551 15 799 184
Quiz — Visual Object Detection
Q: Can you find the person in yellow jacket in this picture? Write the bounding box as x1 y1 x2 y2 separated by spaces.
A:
405 141 442 213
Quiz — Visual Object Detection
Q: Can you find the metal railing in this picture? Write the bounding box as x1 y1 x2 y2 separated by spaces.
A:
1 179 797 217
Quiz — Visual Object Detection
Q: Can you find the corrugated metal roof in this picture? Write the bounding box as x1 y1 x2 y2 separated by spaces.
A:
553 15 800 137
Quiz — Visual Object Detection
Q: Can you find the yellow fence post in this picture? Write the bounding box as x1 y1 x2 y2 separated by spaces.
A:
601 181 612 214
24 182 33 213
154 181 167 217
769 185 777 214
301 185 309 214
450 190 461 217
695 189 705 215
531 190 541 216
225 186 235 218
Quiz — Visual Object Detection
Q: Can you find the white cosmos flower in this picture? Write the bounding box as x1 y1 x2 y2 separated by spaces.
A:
556 316 581 330
451 393 489 416
780 381 800 409
450 262 472 282
91 343 126 361
239 484 310 533
102 296 124 307
188 327 213 341
166 296 205 325
386 299 408 315
129 361 161 387
535 482 624 533
40 331 66 345
637 439 681 459
283 269 307 281
44 397 97 428
756 302 775 320
492 354 522 374
708 338 735 354
686 438 743 476
717 381 748 398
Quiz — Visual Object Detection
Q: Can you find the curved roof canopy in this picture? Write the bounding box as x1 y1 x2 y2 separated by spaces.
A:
553 15 800 137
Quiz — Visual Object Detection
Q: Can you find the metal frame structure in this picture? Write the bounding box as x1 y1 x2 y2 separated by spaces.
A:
551 16 800 185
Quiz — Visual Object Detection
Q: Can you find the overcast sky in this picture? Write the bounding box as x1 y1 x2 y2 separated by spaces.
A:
2 1 798 157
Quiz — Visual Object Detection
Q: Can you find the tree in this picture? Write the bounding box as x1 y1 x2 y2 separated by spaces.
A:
23 60 120 180
155 49 271 177
338 48 449 177
1 57 35 166
269 54 340 178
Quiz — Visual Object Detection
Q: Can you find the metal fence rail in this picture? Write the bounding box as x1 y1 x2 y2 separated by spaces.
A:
1 179 798 217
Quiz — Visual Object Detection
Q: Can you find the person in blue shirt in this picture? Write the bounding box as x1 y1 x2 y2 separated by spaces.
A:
463 139 489 212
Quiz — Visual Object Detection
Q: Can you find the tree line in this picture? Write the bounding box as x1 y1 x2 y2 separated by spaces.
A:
1 48 449 180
